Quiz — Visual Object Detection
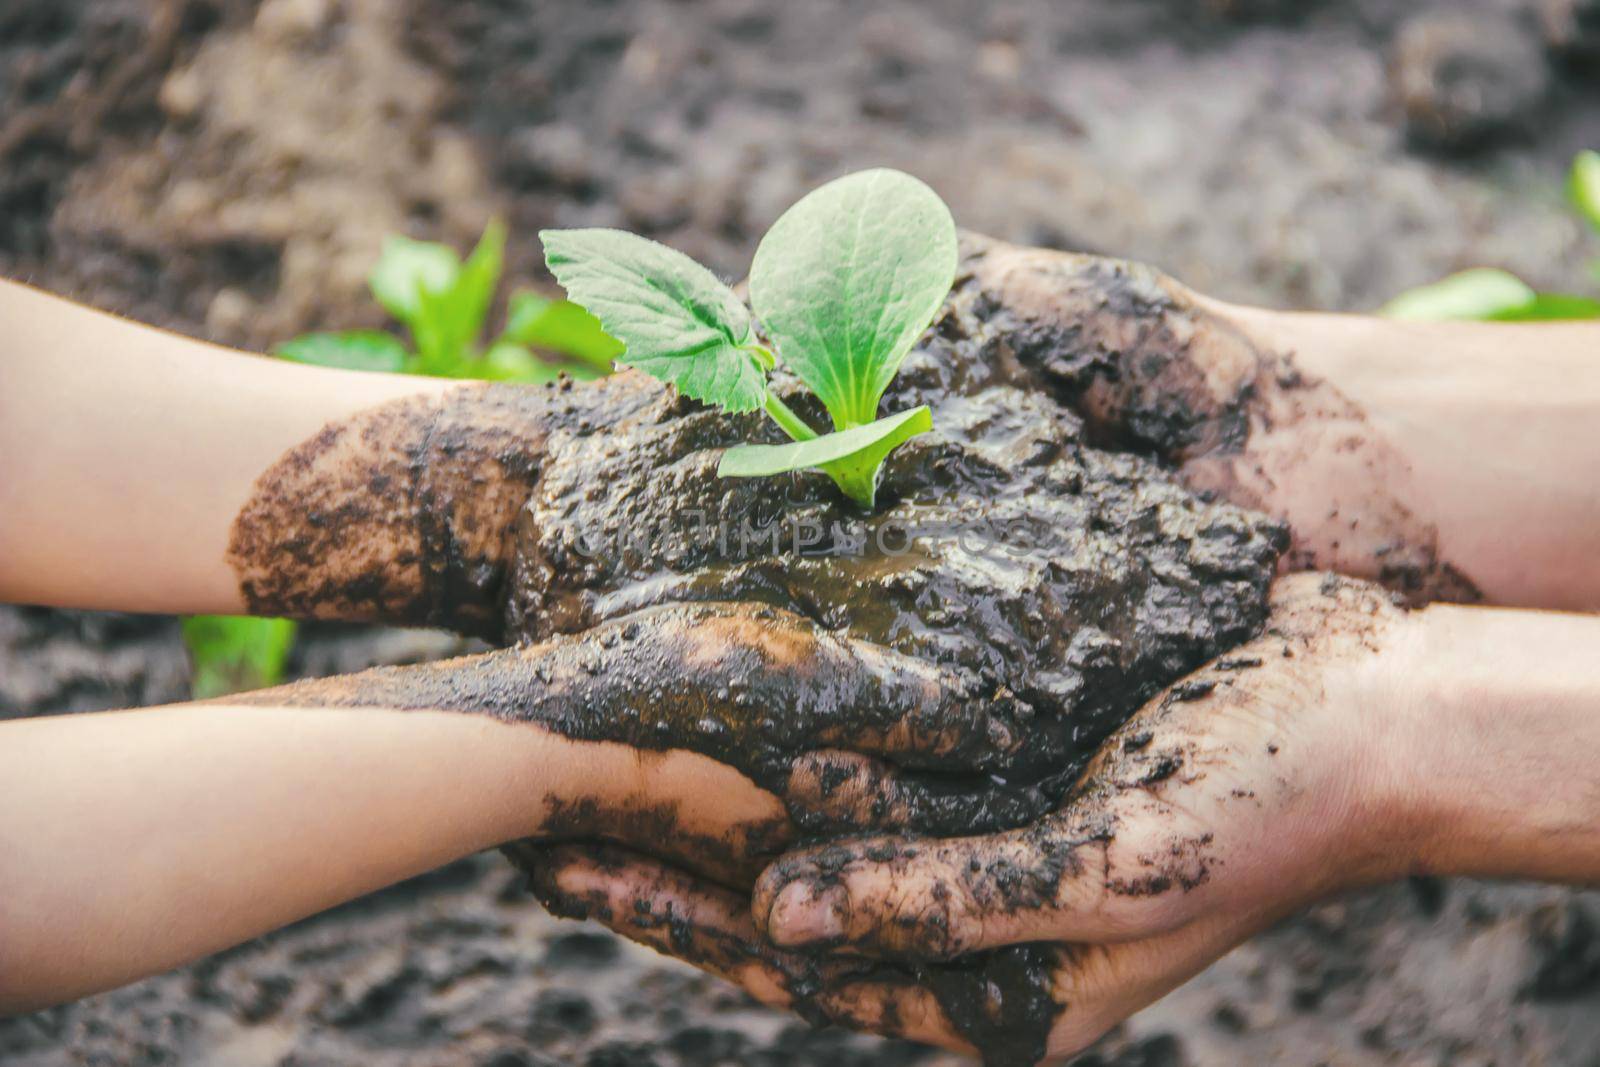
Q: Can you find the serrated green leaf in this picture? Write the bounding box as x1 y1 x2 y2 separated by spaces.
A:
1489 292 1600 320
182 615 297 699
503 290 623 369
719 405 932 509
1571 150 1600 234
274 331 409 373
750 169 957 429
1379 268 1537 321
542 228 767 413
370 235 460 325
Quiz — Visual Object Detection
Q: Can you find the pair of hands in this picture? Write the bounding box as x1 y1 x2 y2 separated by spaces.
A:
505 575 1414 1064
487 240 1457 1062
236 236 1467 1063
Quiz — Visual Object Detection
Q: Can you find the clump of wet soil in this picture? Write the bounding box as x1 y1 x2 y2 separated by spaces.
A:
506 305 1285 809
493 242 1290 1062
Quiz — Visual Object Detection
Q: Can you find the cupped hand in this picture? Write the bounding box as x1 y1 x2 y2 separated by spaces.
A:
934 235 1478 603
230 230 1469 645
532 574 1425 1065
243 598 1050 888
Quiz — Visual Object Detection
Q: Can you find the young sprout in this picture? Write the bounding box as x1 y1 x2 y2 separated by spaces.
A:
542 168 958 509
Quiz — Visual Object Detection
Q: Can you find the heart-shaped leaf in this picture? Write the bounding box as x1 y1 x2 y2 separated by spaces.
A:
718 405 932 509
542 228 768 413
749 169 957 429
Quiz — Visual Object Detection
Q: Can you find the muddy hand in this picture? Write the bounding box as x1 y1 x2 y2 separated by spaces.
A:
225 373 670 639
234 599 1044 886
564 574 1411 1066
935 235 1479 604
524 840 982 1056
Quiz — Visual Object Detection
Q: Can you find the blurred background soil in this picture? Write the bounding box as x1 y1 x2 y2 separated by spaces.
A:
4 1 1600 1064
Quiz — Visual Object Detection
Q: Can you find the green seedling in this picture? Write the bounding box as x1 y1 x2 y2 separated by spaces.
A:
542 168 957 509
1382 151 1600 322
277 220 622 381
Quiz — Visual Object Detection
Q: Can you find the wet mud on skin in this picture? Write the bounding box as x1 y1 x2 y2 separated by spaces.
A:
507 241 1293 772
511 841 938 1040
485 236 1305 1063
226 375 659 639
231 603 1078 1062
231 599 1062 835
493 238 1483 1061
947 235 1483 606
750 576 1411 1067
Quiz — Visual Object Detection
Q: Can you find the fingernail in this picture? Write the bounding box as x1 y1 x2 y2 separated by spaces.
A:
770 881 848 946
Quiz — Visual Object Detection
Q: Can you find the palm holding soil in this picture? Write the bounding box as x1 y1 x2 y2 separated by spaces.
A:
749 575 1413 1062
454 233 1600 1061
523 574 1419 1062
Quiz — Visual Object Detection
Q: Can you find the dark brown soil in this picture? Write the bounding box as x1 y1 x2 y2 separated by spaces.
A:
505 253 1286 812
5 1 1600 1064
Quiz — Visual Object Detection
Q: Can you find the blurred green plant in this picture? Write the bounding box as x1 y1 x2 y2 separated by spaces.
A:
182 615 297 701
184 221 620 697
1381 151 1600 322
276 219 622 380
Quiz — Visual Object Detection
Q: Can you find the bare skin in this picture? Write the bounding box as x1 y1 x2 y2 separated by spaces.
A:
0 703 778 1013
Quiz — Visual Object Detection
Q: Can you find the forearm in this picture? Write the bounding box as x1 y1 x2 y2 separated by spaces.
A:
0 698 773 1013
1234 305 1600 610
0 280 606 635
0 279 448 616
1380 602 1600 884
0 704 549 1012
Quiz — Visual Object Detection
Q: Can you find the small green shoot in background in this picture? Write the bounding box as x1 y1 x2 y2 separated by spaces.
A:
1382 151 1600 322
185 222 621 697
543 168 957 510
276 219 622 381
182 615 296 701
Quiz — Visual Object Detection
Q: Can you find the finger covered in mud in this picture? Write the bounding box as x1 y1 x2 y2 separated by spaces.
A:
782 749 1064 838
944 234 1481 605
511 842 971 1052
757 573 1410 953
946 232 1261 462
